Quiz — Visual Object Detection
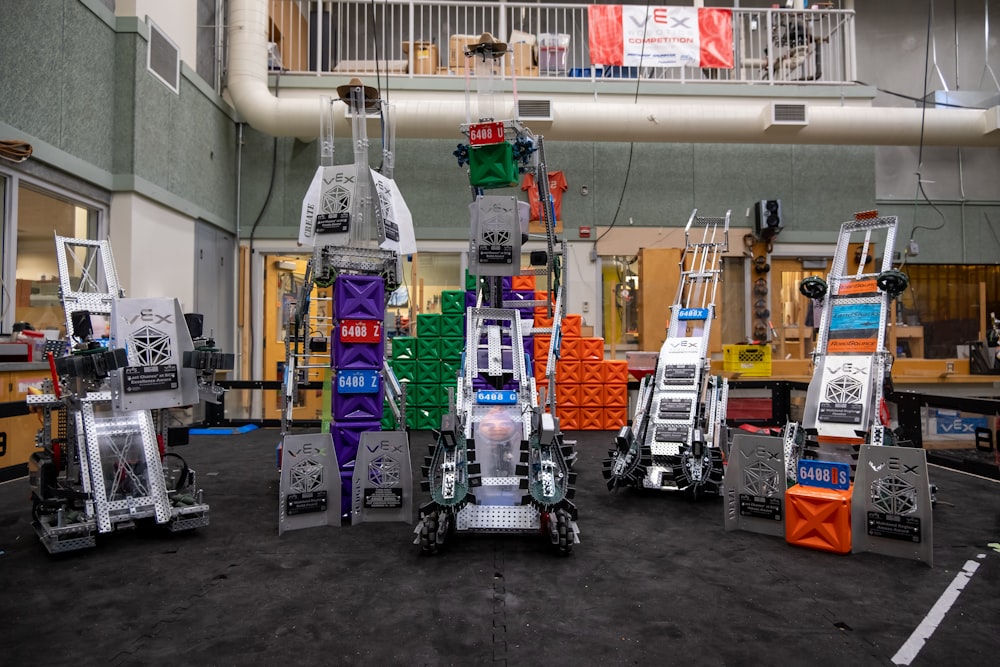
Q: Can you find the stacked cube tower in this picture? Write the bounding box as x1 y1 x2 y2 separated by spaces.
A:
331 274 386 515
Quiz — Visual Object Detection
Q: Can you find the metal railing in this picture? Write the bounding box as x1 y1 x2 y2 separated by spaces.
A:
265 1 856 85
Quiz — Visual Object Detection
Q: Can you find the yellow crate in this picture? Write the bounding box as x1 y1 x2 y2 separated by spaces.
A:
723 344 772 376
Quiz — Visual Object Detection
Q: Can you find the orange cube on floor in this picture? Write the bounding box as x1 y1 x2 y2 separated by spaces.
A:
785 484 853 554
556 360 581 384
603 407 629 430
561 314 581 338
558 407 580 430
534 335 552 360
512 275 535 291
558 383 581 407
579 408 603 430
603 383 628 407
577 337 604 361
560 337 581 360
579 383 603 407
604 360 629 384
580 361 604 385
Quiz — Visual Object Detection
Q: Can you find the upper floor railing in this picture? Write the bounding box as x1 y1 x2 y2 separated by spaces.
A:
265 1 856 85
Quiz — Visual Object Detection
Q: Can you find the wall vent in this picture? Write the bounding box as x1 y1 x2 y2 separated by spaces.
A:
147 19 180 94
769 102 808 126
517 99 553 121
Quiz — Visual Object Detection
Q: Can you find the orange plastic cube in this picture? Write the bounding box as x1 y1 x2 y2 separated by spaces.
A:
579 383 603 407
577 337 604 361
558 383 581 407
557 407 580 430
534 291 553 317
561 314 582 338
556 360 582 384
512 275 536 291
534 314 554 329
785 484 853 554
603 383 628 407
580 361 604 385
534 335 552 360
560 337 581 361
603 407 629 430
604 360 629 384
579 408 604 430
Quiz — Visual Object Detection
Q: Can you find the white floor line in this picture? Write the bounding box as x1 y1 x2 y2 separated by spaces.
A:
891 558 982 665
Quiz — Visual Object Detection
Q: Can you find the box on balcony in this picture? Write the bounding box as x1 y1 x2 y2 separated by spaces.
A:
449 34 478 67
402 41 438 75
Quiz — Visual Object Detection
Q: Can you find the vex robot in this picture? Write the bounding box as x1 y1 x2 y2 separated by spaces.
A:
280 79 414 532
782 211 912 478
415 33 578 554
604 210 731 497
27 236 231 553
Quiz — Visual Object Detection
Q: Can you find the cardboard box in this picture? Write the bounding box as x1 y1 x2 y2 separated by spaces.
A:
449 34 478 67
402 41 438 75
510 42 536 75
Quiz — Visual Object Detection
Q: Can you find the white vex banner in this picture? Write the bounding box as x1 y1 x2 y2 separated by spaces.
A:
587 5 733 69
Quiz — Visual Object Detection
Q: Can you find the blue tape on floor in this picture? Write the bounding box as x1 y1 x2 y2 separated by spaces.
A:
190 424 260 435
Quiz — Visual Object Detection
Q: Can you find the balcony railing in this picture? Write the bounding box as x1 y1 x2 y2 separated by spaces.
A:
265 1 856 85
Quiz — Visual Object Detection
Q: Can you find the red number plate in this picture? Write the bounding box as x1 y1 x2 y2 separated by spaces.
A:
468 121 505 146
339 319 382 343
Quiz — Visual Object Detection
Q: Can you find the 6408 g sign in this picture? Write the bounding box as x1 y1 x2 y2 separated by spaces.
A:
339 319 382 343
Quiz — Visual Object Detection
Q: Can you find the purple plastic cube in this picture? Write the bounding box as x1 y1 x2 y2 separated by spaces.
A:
331 420 381 466
332 337 384 370
333 389 384 422
334 275 385 320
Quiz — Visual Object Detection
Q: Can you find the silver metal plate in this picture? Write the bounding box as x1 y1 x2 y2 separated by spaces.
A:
456 504 540 532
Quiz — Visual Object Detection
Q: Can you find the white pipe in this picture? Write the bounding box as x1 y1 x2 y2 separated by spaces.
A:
227 0 1000 147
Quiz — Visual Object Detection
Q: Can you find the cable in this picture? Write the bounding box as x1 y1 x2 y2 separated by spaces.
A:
593 0 652 250
0 140 32 163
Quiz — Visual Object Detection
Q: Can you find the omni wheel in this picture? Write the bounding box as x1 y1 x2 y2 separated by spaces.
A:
799 276 828 300
419 511 439 555
553 508 573 556
877 269 909 298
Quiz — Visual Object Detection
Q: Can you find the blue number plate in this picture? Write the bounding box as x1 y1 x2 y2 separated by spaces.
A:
797 459 850 490
677 307 709 321
476 390 518 405
337 369 380 394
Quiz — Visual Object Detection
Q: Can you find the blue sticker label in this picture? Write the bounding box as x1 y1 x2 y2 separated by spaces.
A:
797 459 851 490
337 369 380 394
678 307 710 321
476 390 518 405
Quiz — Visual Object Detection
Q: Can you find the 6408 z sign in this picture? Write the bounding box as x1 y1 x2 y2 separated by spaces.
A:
339 319 382 343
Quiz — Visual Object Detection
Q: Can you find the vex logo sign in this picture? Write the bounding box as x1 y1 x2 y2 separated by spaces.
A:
288 442 327 458
123 309 172 325
627 8 691 29
366 438 405 454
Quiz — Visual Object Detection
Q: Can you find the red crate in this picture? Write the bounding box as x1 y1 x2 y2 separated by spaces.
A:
603 407 629 430
604 360 629 384
603 383 628 407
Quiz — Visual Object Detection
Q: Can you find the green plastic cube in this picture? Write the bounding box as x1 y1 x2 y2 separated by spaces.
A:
416 337 440 360
440 359 462 385
415 361 440 384
388 359 417 384
438 336 465 361
439 314 465 338
441 290 465 314
416 313 441 338
391 336 418 360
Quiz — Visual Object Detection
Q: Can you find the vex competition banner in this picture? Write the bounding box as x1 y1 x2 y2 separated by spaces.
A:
587 5 733 69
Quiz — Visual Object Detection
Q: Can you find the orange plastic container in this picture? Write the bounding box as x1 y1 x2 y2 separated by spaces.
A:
557 406 580 430
512 275 536 291
579 408 604 430
559 337 581 360
534 291 552 317
603 407 628 430
561 314 581 338
603 383 628 407
534 335 552 360
580 361 605 385
534 314 554 329
577 337 604 361
785 484 853 554
603 360 629 384
556 360 581 384
579 383 603 407
558 383 581 407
